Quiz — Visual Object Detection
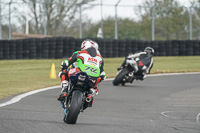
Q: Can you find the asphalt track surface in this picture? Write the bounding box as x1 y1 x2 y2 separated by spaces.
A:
0 73 200 133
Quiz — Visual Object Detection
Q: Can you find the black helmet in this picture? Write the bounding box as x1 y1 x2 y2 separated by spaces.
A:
144 47 154 55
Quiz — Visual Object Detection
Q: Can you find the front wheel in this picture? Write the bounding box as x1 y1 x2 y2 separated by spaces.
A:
113 68 129 86
64 90 83 124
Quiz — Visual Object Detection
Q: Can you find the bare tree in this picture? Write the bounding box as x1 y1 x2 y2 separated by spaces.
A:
23 0 95 36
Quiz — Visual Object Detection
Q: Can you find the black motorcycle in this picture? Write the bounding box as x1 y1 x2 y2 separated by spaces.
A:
113 54 151 86
60 72 94 124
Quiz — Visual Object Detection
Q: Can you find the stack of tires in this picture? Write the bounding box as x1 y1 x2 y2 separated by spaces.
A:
172 40 179 56
55 37 63 59
119 40 126 57
75 38 82 52
16 40 23 59
9 40 16 59
131 40 138 53
112 40 119 57
158 41 166 56
0 41 3 59
179 40 186 56
68 37 76 57
186 40 193 56
36 38 43 59
41 38 49 59
193 40 199 55
165 40 172 56
22 39 30 59
138 40 145 52
100 39 107 57
48 37 56 59
29 38 37 59
105 39 113 58
63 37 72 58
1 38 200 60
125 40 132 56
3 40 10 59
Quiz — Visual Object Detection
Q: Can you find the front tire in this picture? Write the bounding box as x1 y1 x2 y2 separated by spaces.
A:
65 90 83 124
113 68 129 86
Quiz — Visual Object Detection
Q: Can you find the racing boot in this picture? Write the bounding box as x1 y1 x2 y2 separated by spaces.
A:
138 73 146 81
57 80 69 101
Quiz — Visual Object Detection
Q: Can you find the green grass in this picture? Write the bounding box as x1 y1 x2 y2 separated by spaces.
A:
0 56 200 100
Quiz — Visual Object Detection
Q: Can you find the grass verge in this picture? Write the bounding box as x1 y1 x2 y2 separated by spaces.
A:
0 56 200 100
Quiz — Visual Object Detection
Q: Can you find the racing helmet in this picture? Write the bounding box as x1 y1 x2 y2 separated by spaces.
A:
144 47 154 55
81 39 99 50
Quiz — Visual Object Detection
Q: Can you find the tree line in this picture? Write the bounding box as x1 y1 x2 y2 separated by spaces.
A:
1 0 200 40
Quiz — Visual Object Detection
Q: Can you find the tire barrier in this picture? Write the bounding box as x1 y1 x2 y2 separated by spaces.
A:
119 40 126 57
193 41 200 55
172 40 179 56
0 41 3 59
55 37 63 59
165 40 172 56
49 38 56 59
0 37 200 60
36 38 42 59
112 40 119 57
29 38 37 59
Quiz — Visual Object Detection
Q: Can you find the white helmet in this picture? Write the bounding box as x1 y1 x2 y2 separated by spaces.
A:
81 39 99 50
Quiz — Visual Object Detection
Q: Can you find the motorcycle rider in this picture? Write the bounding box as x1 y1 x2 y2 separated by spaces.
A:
70 40 100 68
57 39 106 102
117 47 154 80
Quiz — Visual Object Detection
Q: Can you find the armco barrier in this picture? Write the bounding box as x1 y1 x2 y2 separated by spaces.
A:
0 37 199 60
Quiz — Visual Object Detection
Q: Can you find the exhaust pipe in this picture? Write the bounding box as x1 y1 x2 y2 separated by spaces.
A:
86 95 92 102
129 72 133 77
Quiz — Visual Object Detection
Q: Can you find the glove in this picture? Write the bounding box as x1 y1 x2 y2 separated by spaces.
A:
117 66 123 71
58 71 63 78
100 75 106 81
61 61 69 70
100 71 106 81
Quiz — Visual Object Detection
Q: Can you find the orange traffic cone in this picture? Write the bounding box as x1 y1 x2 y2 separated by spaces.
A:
50 63 56 79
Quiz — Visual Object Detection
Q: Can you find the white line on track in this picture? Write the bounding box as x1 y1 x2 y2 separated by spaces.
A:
196 113 200 123
150 120 156 126
0 72 200 108
0 86 59 108
148 72 200 77
161 111 176 119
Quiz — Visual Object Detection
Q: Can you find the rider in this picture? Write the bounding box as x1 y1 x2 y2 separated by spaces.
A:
117 47 154 80
57 39 106 102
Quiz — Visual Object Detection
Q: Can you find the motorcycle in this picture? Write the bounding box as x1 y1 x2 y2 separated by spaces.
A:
113 54 150 86
60 72 94 124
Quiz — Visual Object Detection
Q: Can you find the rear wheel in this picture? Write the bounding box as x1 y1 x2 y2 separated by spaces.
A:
65 90 83 124
113 68 129 86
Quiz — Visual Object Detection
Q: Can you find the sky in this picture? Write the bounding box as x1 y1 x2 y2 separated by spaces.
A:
82 0 196 22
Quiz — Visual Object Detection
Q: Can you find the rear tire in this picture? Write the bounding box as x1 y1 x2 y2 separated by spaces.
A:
113 68 129 86
65 90 83 124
